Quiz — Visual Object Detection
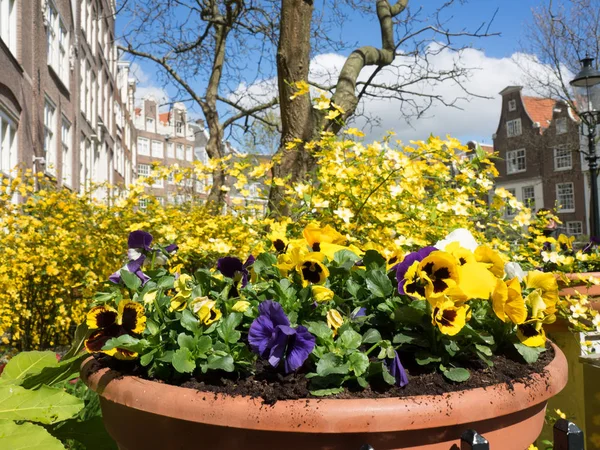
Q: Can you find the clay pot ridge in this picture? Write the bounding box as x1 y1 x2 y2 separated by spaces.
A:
81 342 567 435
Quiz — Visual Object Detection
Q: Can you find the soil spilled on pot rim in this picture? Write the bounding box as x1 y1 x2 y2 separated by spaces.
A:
91 341 554 405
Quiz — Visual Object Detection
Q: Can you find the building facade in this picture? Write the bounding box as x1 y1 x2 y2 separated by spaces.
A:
493 86 587 236
0 0 136 195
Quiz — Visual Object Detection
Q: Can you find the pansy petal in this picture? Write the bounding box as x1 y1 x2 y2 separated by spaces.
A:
387 350 409 387
248 314 275 358
84 324 121 352
257 300 290 327
217 256 244 278
165 243 178 254
284 325 315 373
108 271 122 284
268 325 295 368
128 230 153 251
86 306 118 330
119 300 146 334
127 254 146 273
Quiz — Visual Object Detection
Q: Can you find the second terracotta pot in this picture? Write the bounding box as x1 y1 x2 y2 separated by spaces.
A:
81 342 568 450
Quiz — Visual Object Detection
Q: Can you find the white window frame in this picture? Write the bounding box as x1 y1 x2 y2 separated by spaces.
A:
555 117 567 135
522 185 535 209
44 99 57 176
506 148 526 174
566 221 583 236
138 198 148 209
61 117 72 186
151 140 164 158
554 146 572 171
167 142 174 158
185 145 193 161
505 188 517 217
146 117 154 132
176 144 184 160
0 0 17 55
46 2 70 86
556 182 575 213
137 137 149 156
506 118 522 137
508 99 516 112
137 163 150 177
0 108 18 175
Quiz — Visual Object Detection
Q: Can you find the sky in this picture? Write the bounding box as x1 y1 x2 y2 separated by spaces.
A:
120 0 568 148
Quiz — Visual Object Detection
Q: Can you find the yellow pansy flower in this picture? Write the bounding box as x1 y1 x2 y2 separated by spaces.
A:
232 300 251 313
492 277 527 324
191 298 222 325
326 309 343 335
431 298 469 336
312 285 335 303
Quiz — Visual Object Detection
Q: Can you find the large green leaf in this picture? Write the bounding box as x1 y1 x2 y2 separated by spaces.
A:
20 354 87 390
0 420 65 450
0 385 83 424
51 417 117 450
0 352 58 385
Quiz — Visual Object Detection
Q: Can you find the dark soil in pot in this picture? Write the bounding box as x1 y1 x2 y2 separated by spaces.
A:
89 341 554 405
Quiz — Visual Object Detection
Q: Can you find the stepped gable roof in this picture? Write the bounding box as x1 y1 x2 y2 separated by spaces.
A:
159 112 170 124
522 96 555 129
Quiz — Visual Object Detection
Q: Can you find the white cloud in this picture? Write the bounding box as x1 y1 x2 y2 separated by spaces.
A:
129 62 170 106
231 46 565 146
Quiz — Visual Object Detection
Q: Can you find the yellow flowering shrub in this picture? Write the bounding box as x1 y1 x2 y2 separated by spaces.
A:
0 134 530 351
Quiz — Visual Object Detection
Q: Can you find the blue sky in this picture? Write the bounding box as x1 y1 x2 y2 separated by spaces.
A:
119 0 559 147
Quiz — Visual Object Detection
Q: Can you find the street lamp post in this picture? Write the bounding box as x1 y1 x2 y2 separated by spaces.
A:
570 57 600 238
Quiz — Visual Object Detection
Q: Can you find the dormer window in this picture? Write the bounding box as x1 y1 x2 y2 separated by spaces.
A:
506 118 522 137
508 99 516 112
146 117 154 131
176 121 184 135
555 117 567 135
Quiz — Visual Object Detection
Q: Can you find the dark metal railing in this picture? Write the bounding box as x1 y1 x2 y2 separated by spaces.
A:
360 419 585 450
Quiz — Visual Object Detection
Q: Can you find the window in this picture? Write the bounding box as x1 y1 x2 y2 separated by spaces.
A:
176 144 184 160
506 188 517 217
566 222 583 236
508 99 516 112
506 148 526 174
167 172 174 184
522 185 535 209
555 117 567 135
44 100 56 175
137 163 150 177
186 146 193 161
146 117 154 132
167 143 174 158
176 121 183 135
61 118 72 186
554 146 572 171
137 137 149 156
47 2 70 85
506 119 522 137
0 0 17 54
556 183 575 212
0 109 17 174
138 198 148 209
151 140 163 158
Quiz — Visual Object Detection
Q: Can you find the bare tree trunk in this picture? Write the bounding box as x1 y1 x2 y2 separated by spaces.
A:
268 0 315 217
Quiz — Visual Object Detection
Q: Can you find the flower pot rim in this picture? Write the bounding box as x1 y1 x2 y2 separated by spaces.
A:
81 342 567 434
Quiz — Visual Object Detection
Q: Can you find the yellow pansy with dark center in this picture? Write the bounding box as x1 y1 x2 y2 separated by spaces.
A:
517 322 546 347
419 252 459 300
84 300 146 360
191 298 222 325
403 261 427 300
474 245 505 278
302 260 326 284
431 299 468 336
273 238 287 253
302 223 346 252
492 277 527 324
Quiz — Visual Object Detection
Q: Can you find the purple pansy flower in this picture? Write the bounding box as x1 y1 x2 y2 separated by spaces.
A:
248 301 316 374
351 307 367 320
386 350 409 387
396 246 437 295
217 255 255 287
583 236 600 253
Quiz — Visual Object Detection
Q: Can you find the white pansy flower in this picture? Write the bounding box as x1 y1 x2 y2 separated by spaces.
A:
435 228 478 252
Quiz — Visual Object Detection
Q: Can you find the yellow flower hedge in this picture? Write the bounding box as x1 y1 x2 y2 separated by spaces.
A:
0 135 527 350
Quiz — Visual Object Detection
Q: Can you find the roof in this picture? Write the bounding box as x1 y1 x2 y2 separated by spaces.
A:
522 96 555 129
159 112 170 124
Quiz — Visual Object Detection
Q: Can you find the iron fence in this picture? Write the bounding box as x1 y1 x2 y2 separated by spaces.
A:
359 419 585 450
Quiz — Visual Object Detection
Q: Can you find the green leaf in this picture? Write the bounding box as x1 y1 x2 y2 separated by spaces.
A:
415 352 442 366
348 352 369 377
316 353 349 377
253 253 278 276
20 354 87 390
382 366 397 385
102 335 147 353
393 333 416 345
139 351 155 367
475 344 492 357
206 355 234 372
362 328 381 344
356 376 368 388
0 385 83 424
0 352 59 385
50 417 118 450
120 269 142 291
217 313 242 344
309 387 344 397
146 318 159 335
177 333 196 351
363 250 386 269
443 368 471 382
339 330 362 350
63 323 89 360
0 420 66 450
365 270 393 298
180 309 200 333
514 342 545 364
306 322 333 341
196 336 212 355
443 340 460 357
157 276 175 289
172 348 196 374
345 279 362 297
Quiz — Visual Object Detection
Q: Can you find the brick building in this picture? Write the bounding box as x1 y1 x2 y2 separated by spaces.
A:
493 86 587 236
0 0 136 195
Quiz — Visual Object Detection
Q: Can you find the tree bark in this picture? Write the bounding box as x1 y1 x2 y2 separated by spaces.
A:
268 0 315 217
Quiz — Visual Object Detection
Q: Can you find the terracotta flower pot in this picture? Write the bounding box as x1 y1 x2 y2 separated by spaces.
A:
557 273 600 310
81 342 568 450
